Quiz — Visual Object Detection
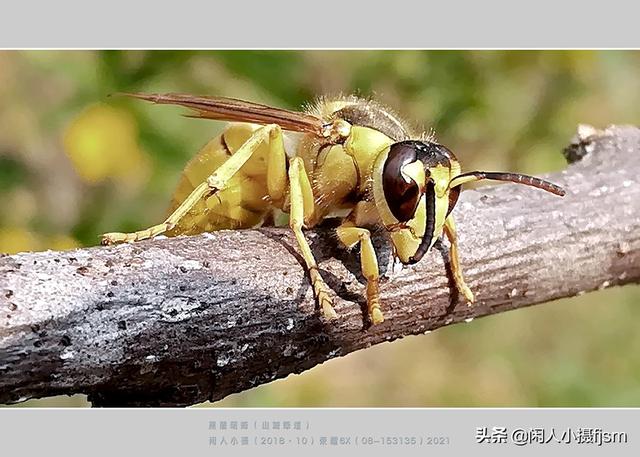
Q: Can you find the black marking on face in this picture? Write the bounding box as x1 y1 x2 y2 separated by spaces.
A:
411 140 453 168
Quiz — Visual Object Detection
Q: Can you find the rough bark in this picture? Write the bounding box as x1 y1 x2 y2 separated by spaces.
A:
1 125 639 407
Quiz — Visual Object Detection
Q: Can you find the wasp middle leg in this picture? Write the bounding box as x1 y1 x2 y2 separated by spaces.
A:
336 221 383 324
101 123 284 245
443 215 475 304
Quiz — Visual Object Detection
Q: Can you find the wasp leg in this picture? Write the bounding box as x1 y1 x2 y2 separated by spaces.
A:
443 216 475 304
336 222 383 324
101 181 210 244
288 157 336 320
265 125 287 206
101 124 284 245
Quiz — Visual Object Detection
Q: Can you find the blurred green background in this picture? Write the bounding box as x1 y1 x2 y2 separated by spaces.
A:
1 50 639 407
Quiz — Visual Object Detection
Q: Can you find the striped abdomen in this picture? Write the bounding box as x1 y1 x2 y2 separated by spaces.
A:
166 123 273 236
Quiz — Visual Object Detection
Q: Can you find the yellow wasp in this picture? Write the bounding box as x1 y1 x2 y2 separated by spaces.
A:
102 93 565 324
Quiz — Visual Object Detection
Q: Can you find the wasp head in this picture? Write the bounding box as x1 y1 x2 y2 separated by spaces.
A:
371 138 566 266
372 140 460 265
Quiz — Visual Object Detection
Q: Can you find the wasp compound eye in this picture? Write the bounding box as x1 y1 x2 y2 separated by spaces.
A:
383 142 421 222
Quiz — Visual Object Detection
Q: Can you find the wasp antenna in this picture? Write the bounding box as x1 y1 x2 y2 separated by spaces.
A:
449 171 566 196
407 182 437 264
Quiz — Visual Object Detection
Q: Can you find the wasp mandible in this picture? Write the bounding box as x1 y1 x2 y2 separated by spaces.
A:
102 94 565 324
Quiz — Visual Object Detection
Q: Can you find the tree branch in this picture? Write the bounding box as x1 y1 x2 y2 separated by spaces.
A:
1 125 639 407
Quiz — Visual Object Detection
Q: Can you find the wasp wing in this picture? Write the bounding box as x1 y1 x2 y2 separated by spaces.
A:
121 92 325 136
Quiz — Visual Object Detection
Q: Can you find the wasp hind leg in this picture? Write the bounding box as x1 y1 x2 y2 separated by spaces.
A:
288 157 337 320
336 222 383 324
101 123 284 245
443 216 475 304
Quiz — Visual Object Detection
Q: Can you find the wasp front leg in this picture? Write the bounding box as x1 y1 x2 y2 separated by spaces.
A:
336 222 383 324
101 124 283 245
443 216 475 304
288 157 337 320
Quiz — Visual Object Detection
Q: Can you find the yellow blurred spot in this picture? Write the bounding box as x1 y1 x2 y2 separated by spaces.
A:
0 228 80 255
48 234 80 251
63 103 150 185
0 227 40 254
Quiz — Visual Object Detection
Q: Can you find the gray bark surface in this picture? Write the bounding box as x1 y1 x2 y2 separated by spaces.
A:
1 125 639 406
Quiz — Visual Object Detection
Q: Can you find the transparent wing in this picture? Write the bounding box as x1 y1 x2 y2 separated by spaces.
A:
121 92 325 135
